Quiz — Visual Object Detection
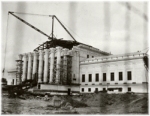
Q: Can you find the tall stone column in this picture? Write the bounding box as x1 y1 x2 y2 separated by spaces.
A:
38 50 44 83
44 49 49 83
62 48 69 84
49 48 55 83
17 54 23 84
27 52 33 80
22 53 27 81
32 52 38 81
67 50 73 84
56 47 62 84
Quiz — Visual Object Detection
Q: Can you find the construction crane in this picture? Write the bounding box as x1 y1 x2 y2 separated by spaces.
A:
8 12 110 52
9 12 77 42
3 12 110 97
8 12 81 52
5 11 103 97
3 12 81 97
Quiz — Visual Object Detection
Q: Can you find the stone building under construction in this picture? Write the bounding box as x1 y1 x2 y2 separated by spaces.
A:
7 12 148 95
14 40 148 95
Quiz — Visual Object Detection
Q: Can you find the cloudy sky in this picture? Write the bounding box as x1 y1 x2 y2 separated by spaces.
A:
1 1 148 72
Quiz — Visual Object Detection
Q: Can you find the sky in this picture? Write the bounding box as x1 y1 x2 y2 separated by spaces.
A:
1 1 149 75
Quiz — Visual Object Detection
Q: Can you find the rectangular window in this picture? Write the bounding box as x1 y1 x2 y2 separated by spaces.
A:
119 88 122 92
103 88 106 91
88 88 91 92
95 88 98 92
73 74 76 81
87 55 89 58
38 84 41 89
103 73 106 81
111 73 114 81
82 74 85 82
128 87 131 91
12 79 14 85
127 71 132 80
82 88 84 92
119 72 123 81
89 74 92 82
95 73 99 82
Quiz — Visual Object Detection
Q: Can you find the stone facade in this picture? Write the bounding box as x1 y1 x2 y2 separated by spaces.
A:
80 52 148 93
14 44 148 94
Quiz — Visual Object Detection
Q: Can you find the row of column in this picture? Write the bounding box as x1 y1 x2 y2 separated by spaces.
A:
20 47 72 84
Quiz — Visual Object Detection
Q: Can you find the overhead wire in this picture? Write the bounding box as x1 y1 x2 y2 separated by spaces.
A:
143 3 148 50
10 12 56 40
60 19 84 42
119 2 148 22
139 47 149 53
11 12 79 42
3 13 10 77
9 12 52 40
141 47 149 51
55 16 57 38
10 11 52 17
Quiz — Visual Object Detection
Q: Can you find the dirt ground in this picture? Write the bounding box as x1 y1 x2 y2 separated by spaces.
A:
2 93 148 114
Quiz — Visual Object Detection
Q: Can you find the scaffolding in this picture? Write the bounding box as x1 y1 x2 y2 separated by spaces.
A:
36 59 39 82
52 57 57 83
62 55 67 84
50 55 73 85
16 60 23 85
60 56 64 84
66 55 72 85
48 58 50 83
31 59 38 82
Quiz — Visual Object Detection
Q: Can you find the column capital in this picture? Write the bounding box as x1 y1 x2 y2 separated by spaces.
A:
39 50 44 55
44 49 49 54
50 48 55 53
67 50 73 56
56 46 63 52
27 52 33 57
23 53 28 58
63 48 69 55
33 51 38 56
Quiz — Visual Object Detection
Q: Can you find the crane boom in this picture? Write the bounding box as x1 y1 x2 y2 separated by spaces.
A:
9 12 52 40
9 12 77 42
54 16 77 42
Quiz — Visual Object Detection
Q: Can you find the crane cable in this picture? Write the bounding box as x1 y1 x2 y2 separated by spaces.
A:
10 12 77 42
3 12 50 78
11 12 56 39
11 11 52 17
12 12 75 41
119 2 148 22
11 12 60 40
3 13 10 78
60 19 84 42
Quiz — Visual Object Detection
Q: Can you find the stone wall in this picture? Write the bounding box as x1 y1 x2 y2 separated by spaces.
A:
80 53 148 93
